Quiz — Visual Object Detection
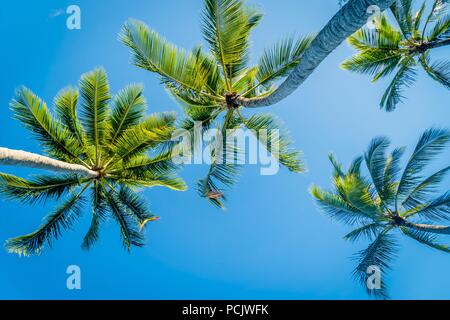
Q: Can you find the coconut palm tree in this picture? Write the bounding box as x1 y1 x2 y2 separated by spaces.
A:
120 0 309 207
310 127 450 298
0 68 186 256
342 0 450 111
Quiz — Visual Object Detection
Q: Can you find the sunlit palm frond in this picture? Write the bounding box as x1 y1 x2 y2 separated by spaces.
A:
254 35 314 90
54 86 86 149
120 20 214 96
79 68 111 164
109 84 147 144
202 0 262 86
10 87 84 163
310 186 373 226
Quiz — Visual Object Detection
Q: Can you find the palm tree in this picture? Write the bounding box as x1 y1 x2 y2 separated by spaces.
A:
234 0 397 107
0 68 186 256
120 0 309 207
342 0 450 111
310 127 450 298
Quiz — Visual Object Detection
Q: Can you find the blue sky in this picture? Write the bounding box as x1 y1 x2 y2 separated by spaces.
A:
0 0 449 299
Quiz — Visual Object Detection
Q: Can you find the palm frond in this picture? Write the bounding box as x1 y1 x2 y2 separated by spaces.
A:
390 0 414 37
420 55 450 89
396 127 450 205
5 188 88 256
109 84 147 144
310 186 373 226
104 189 145 250
202 0 262 84
117 186 154 223
243 113 305 173
54 86 86 149
400 226 450 253
120 20 214 96
81 181 108 250
344 222 385 242
111 112 176 163
427 14 450 41
353 229 398 299
197 123 242 208
380 59 417 111
382 147 406 205
255 35 314 89
402 165 450 210
413 191 450 221
365 136 390 201
0 173 84 204
10 86 84 162
78 68 111 163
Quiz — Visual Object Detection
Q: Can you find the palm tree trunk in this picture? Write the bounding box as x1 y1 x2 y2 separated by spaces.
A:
237 0 396 108
404 220 450 235
0 147 98 177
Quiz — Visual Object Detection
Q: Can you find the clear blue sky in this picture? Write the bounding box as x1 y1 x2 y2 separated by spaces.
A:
0 0 449 299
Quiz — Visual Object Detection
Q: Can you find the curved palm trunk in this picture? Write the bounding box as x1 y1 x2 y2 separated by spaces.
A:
237 0 396 108
0 147 98 177
404 220 450 235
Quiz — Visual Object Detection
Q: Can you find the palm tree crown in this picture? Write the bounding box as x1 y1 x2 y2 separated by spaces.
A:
342 0 450 111
120 0 310 208
0 68 186 256
311 127 450 298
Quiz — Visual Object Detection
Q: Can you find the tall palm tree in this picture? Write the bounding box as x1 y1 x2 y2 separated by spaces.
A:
342 0 450 111
120 0 309 207
310 127 450 298
0 68 186 256
235 0 397 107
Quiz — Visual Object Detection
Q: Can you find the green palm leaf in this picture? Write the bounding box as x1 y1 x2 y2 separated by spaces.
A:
400 226 450 253
380 59 417 111
104 188 145 250
0 173 85 204
79 68 111 164
353 229 397 299
82 181 108 250
243 113 305 173
202 0 262 86
254 35 314 90
10 87 84 163
396 128 450 206
54 86 86 149
5 185 89 256
109 84 147 144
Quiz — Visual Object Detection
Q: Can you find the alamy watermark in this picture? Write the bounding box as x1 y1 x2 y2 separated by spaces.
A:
170 122 282 176
66 265 81 290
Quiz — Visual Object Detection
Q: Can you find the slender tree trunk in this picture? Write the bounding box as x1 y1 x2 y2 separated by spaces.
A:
404 220 450 235
0 147 98 177
237 0 396 108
